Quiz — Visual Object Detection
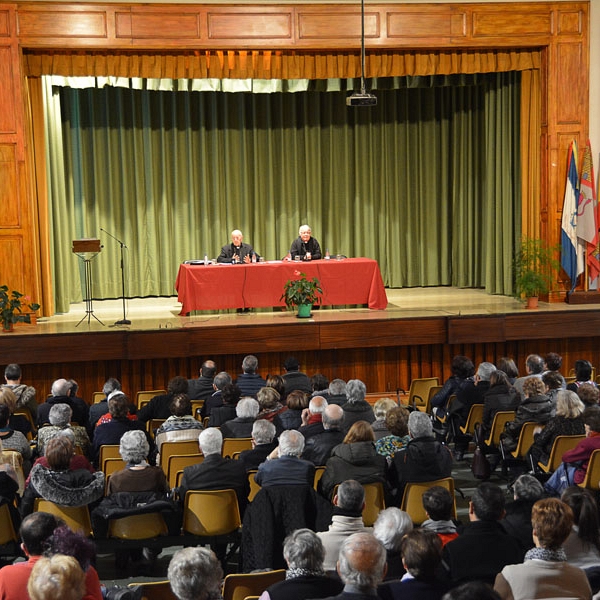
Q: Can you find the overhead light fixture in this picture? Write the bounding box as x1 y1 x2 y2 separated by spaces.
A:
346 0 377 107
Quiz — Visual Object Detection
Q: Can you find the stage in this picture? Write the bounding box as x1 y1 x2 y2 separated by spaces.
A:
2 287 600 401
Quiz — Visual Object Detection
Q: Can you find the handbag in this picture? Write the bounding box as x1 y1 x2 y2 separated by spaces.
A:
471 445 491 480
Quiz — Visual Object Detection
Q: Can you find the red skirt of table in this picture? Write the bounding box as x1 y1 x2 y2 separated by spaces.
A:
175 258 388 313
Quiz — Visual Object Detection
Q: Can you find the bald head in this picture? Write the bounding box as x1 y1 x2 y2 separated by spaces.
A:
338 532 387 590
322 404 344 430
309 396 328 414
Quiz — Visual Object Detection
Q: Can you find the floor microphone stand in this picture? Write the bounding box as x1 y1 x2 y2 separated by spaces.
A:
100 227 131 325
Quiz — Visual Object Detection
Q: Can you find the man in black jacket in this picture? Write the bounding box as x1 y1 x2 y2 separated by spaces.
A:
303 404 345 466
187 360 217 401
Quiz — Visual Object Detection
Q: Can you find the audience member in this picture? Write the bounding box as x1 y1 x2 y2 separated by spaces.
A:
256 386 287 426
442 581 501 600
513 354 545 399
389 411 452 503
208 383 241 427
2 363 37 420
375 405 410 460
372 507 413 579
177 428 248 514
526 389 585 467
27 554 86 600
500 377 553 453
36 403 91 457
340 380 375 431
200 371 232 419
421 485 459 546
238 420 277 471
37 378 88 430
259 529 343 600
21 435 104 516
567 359 597 392
154 393 203 455
303 404 345 466
371 398 397 440
0 403 32 471
187 359 217 401
235 355 266 398
500 474 545 552
541 370 564 405
138 376 189 422
319 420 386 500
287 225 322 262
277 390 309 431
320 532 387 600
298 396 328 439
220 397 259 438
255 430 314 487
578 383 600 408
431 355 475 418
494 498 591 599
543 352 566 388
442 482 524 585
167 546 223 600
481 370 519 438
88 377 122 432
561 486 600 570
91 394 146 466
0 438 21 532
0 386 32 438
380 529 449 600
317 480 370 573
497 357 519 385
265 375 287 403
311 374 330 396
281 357 312 396
321 379 348 406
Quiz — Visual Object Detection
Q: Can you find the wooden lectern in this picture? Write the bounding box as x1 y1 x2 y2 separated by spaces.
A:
72 238 103 326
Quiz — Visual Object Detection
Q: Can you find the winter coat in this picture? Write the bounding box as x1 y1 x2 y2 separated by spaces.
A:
339 401 375 432
319 441 386 500
501 393 555 452
482 384 520 433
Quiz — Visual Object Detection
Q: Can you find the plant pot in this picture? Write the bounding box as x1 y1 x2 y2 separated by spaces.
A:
297 303 313 318
2 322 14 332
526 296 539 309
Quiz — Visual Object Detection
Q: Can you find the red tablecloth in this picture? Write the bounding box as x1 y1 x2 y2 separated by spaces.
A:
175 258 387 313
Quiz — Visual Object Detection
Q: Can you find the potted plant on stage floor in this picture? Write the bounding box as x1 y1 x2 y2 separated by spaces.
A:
0 285 40 332
513 238 559 309
281 271 322 318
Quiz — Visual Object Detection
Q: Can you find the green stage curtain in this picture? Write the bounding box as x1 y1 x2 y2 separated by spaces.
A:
45 72 521 312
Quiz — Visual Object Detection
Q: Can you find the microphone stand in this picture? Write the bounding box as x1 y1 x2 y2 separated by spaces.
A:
100 227 131 325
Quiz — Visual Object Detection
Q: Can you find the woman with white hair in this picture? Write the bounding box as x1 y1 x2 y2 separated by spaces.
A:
259 529 343 600
107 430 168 494
340 380 375 432
168 547 223 600
373 507 413 579
220 397 260 438
36 403 91 457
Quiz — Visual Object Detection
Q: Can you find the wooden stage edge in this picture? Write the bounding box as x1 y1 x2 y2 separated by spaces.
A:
2 287 600 366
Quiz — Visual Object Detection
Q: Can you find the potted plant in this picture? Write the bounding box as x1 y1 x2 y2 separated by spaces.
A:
513 238 560 308
0 286 40 331
281 271 323 318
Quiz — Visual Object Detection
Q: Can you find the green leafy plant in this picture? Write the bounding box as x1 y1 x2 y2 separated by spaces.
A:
281 271 323 308
0 286 40 330
513 238 560 299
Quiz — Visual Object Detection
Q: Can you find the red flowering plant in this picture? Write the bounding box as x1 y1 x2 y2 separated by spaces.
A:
281 271 323 309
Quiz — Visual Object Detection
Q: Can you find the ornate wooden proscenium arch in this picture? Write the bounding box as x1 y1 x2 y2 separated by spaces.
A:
0 1 589 311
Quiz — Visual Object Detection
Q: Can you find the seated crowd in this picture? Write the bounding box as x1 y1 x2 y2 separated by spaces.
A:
1 351 600 600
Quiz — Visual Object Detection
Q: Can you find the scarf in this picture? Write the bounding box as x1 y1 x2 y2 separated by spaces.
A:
525 547 567 562
286 567 325 580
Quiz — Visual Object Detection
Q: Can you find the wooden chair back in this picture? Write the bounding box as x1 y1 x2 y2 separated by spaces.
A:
99 444 121 472
538 434 586 474
459 404 484 436
108 512 168 540
0 503 18 545
136 390 166 410
407 378 439 411
509 421 542 460
400 477 456 525
222 570 286 600
92 391 105 404
578 449 600 491
167 453 204 488
222 437 253 458
34 499 93 536
484 411 515 448
182 489 241 536
247 470 261 502
128 580 177 600
159 439 201 474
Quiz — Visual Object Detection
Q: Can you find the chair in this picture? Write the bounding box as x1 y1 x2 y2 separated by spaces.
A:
222 437 253 458
538 434 586 473
159 439 201 474
13 409 37 438
222 570 286 600
99 444 122 472
92 391 105 404
247 470 261 502
400 477 456 525
34 499 93 536
136 390 167 410
128 580 177 600
426 385 443 414
147 418 167 438
578 449 600 491
182 490 242 559
503 421 541 461
407 377 439 411
102 457 126 476
108 512 168 539
0 503 18 546
167 453 204 488
483 411 516 449
459 403 484 437
190 399 204 420
313 465 326 490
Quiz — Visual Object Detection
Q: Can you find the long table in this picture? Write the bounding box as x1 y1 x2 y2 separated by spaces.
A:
175 258 388 313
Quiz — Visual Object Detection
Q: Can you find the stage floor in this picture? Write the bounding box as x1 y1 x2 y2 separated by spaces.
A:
27 286 596 335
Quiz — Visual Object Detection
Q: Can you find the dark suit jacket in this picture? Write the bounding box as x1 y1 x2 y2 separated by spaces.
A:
239 442 278 471
220 417 255 438
303 429 346 465
187 376 215 401
217 242 256 263
178 453 249 514
200 392 222 419
236 373 267 398
255 455 315 487
37 395 88 429
137 393 173 422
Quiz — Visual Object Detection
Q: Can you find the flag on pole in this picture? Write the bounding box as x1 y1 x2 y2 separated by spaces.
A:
579 140 600 283
561 140 583 290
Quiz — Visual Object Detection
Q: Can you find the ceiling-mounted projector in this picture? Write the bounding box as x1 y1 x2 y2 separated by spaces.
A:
346 92 377 107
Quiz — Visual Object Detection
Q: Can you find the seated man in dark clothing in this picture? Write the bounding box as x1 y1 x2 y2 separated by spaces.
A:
235 355 266 399
200 372 232 420
208 383 240 427
442 482 524 585
187 360 217 401
239 419 277 471
281 357 312 396
37 378 88 430
303 404 345 466
389 411 453 505
137 375 189 422
220 398 259 438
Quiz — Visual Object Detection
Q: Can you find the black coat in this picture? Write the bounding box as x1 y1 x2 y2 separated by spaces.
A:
303 429 346 466
502 393 555 452
482 384 520 433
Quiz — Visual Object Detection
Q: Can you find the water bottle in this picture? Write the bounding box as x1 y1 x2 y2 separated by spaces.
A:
252 252 257 263
325 248 330 260
204 254 208 265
